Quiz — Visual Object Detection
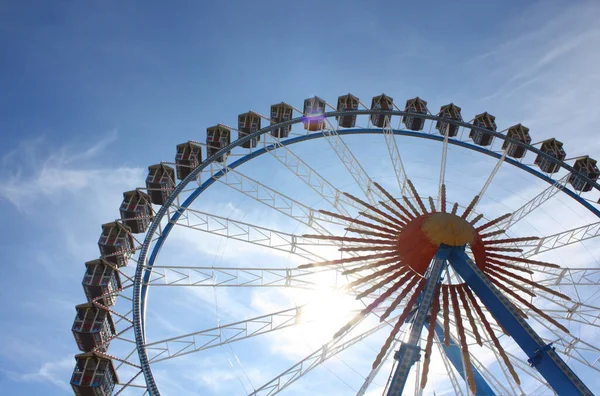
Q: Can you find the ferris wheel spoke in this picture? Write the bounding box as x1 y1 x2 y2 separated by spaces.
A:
383 118 411 197
144 306 302 363
535 266 600 287
168 204 330 261
143 265 342 289
517 286 600 327
516 221 600 257
262 134 363 217
249 313 393 396
527 314 600 374
468 151 508 219
501 349 554 394
497 174 570 232
435 321 518 395
214 165 350 234
356 339 399 396
468 351 516 395
114 370 145 395
438 130 451 206
322 120 387 206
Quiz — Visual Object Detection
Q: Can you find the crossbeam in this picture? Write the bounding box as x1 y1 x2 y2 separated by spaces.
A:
386 246 449 395
144 306 300 362
517 221 600 257
144 266 340 289
448 246 594 396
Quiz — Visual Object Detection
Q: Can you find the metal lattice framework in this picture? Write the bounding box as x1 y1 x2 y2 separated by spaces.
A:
68 96 600 396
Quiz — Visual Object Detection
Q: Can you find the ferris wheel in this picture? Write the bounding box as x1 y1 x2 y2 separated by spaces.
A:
69 93 600 395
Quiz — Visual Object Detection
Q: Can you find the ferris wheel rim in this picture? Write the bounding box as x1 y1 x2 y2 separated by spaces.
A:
132 111 600 395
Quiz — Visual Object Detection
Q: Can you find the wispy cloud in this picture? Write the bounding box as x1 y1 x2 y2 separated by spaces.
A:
0 129 142 213
1 355 73 393
463 3 600 154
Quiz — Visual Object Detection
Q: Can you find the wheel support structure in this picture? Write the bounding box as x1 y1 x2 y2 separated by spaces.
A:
386 245 594 396
386 246 450 394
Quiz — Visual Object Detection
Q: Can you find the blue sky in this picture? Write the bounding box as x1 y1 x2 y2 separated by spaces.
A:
1 0 600 395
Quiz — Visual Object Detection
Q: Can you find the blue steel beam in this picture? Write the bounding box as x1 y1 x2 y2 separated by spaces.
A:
447 246 594 396
386 246 450 395
429 323 496 395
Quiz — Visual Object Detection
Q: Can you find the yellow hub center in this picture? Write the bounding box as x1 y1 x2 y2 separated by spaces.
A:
421 212 475 246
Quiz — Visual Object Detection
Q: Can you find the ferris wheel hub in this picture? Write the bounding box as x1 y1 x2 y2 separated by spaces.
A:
392 201 487 277
421 212 475 247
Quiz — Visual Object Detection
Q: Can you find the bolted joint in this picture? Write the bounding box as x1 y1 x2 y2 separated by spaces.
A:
393 343 421 364
528 343 556 368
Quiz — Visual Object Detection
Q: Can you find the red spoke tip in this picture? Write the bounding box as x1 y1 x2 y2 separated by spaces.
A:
380 277 424 322
379 201 410 224
441 184 447 213
339 245 397 252
355 269 412 300
342 256 402 275
372 280 425 369
319 210 400 235
450 285 477 395
335 270 410 339
428 197 437 213
486 252 560 268
344 192 406 227
490 277 569 333
483 236 539 245
406 179 428 214
301 234 397 245
298 251 399 269
486 258 534 275
469 213 484 225
461 195 479 219
373 182 416 219
346 263 405 288
462 285 520 384
345 227 397 240
342 191 371 208
485 268 537 298
485 246 524 253
359 211 404 232
479 229 505 238
450 202 459 215
455 285 482 346
403 196 422 217
475 213 511 232
488 264 571 301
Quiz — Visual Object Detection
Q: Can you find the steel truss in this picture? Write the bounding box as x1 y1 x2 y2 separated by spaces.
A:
322 120 387 206
250 315 396 395
262 134 363 217
517 221 600 257
144 307 301 363
168 203 329 261
143 265 340 289
382 118 410 197
497 174 570 231
213 165 343 234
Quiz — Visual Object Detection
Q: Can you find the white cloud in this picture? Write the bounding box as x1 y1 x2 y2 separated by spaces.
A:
2 355 74 393
0 129 143 214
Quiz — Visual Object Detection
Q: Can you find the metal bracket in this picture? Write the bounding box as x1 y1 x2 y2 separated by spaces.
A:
528 343 556 368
